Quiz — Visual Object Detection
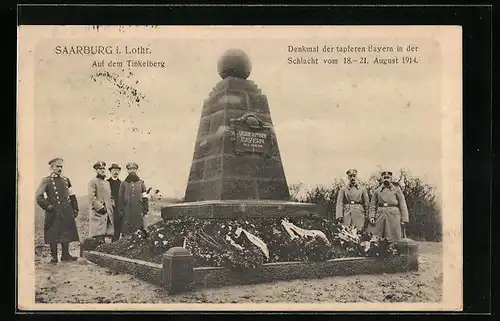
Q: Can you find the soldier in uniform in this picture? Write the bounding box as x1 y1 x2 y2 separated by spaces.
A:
35 158 79 263
88 161 114 243
335 169 370 230
367 170 410 241
107 163 122 242
117 162 149 236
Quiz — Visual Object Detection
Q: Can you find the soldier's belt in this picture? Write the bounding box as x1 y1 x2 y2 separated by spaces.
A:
378 203 398 207
347 201 362 205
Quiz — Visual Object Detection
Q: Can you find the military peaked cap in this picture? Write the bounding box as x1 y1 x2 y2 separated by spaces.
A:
346 169 358 176
93 161 107 169
48 157 63 165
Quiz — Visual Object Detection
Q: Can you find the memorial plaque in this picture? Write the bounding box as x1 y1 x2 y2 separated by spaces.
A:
229 113 273 156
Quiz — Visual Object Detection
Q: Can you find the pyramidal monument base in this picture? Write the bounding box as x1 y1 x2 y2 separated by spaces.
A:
162 49 316 220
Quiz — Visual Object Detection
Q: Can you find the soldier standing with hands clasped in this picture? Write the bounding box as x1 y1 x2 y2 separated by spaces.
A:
367 170 410 241
35 158 80 263
335 169 370 230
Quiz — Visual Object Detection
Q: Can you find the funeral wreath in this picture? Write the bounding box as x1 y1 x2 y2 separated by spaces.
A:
94 213 400 269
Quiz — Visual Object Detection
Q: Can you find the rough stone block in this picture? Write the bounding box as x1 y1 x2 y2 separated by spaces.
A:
187 159 205 182
203 90 248 117
209 111 226 134
221 154 260 178
226 109 272 124
193 137 223 159
220 178 258 200
222 154 285 180
184 180 222 202
216 77 261 94
193 139 212 159
257 180 290 200
203 156 222 180
196 116 211 139
224 91 248 111
202 91 226 117
184 181 200 202
247 93 270 114
205 180 222 200
222 134 237 155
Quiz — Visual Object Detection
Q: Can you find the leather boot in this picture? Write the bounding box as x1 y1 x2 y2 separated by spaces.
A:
60 242 77 261
49 243 58 263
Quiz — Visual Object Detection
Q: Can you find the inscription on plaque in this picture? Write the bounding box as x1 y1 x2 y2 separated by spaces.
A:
237 130 268 151
229 113 273 156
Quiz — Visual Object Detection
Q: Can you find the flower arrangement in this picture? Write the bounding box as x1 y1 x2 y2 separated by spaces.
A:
96 213 400 269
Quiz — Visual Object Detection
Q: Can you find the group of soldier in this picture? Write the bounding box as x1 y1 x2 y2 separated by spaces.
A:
35 158 150 263
35 157 410 264
335 168 410 241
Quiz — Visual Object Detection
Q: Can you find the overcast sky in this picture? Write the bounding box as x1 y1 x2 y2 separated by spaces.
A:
33 28 442 198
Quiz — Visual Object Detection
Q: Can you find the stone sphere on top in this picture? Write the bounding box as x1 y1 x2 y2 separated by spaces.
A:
217 49 252 80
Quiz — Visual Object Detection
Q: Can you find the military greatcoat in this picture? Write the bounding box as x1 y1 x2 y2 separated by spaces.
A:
117 176 149 236
88 177 115 238
367 183 410 241
335 182 370 230
35 174 80 244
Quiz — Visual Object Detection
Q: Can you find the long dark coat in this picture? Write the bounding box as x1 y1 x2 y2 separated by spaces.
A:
117 176 149 236
35 174 80 244
88 177 115 238
107 177 122 236
335 183 369 230
367 183 410 241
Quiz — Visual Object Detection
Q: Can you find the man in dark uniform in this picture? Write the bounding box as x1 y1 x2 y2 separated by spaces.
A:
117 162 149 236
107 163 122 241
367 170 410 241
35 158 79 263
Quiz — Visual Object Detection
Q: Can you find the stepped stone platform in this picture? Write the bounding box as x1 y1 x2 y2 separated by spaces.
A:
161 200 317 220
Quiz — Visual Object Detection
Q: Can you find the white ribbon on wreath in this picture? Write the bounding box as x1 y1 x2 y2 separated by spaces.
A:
281 219 331 246
225 235 245 251
337 225 360 243
235 227 269 260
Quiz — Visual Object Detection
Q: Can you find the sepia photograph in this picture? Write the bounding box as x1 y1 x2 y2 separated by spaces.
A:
17 25 462 311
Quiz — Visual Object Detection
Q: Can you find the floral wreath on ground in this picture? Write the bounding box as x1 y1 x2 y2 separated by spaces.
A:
95 213 399 269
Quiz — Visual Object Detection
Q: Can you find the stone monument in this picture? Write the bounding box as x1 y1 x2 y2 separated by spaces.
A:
162 49 316 219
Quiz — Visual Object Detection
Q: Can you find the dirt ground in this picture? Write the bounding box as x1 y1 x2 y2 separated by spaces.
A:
34 205 442 304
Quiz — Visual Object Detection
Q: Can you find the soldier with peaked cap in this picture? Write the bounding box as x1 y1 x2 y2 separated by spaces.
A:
335 169 370 230
367 170 410 241
117 162 149 236
107 163 122 242
35 157 80 263
88 161 114 243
